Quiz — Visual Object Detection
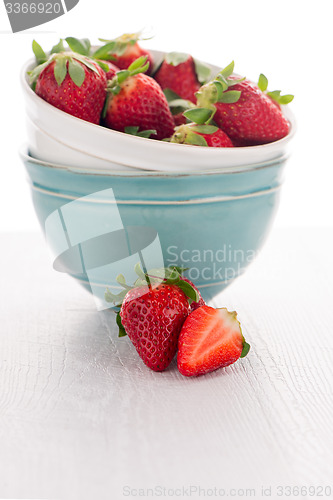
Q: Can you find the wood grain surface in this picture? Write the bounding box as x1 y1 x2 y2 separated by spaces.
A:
0 229 332 500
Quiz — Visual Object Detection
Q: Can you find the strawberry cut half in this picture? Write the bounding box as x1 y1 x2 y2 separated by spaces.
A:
177 305 250 377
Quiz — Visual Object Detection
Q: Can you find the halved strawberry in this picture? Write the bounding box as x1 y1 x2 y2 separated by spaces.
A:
177 305 250 376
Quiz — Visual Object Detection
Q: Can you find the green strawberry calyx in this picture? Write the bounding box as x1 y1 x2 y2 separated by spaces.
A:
164 51 190 66
241 340 251 358
193 61 245 124
94 31 151 61
64 36 111 72
124 126 157 139
29 40 102 88
171 123 219 147
169 94 221 146
105 264 198 338
102 56 150 118
257 73 294 105
106 55 150 94
163 88 196 116
31 38 65 64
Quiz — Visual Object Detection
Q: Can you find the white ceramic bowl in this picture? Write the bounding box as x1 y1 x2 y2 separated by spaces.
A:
26 116 139 171
21 50 296 172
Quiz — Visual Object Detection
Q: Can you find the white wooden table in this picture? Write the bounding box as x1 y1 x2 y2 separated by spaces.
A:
1 228 332 500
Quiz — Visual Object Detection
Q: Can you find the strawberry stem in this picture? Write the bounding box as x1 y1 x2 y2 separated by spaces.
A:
106 55 150 95
195 61 244 109
240 341 251 358
104 264 199 307
28 50 101 88
257 74 294 105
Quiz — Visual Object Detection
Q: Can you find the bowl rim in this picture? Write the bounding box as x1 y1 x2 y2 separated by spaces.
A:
21 50 296 172
20 145 290 177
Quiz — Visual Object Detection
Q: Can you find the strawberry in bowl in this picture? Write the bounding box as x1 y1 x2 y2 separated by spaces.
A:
23 36 295 170
29 44 107 125
193 61 293 146
154 51 212 103
94 31 154 73
103 56 175 140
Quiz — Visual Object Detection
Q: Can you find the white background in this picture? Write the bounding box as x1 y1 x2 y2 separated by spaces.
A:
0 0 332 231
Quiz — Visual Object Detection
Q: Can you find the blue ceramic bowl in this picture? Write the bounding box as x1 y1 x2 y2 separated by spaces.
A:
21 148 288 304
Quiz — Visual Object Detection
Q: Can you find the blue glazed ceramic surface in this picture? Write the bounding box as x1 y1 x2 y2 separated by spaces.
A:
21 150 288 302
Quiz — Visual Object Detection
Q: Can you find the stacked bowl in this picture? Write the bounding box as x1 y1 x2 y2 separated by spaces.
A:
20 50 296 303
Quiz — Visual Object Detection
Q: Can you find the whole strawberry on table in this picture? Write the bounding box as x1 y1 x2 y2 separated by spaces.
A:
105 265 250 376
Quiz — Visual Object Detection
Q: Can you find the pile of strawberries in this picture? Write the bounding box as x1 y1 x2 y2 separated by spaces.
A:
105 265 250 377
29 33 294 148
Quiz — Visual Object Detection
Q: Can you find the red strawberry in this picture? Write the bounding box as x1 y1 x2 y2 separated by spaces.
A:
181 277 205 311
59 37 120 82
104 56 175 140
195 62 293 146
213 78 290 145
120 283 191 371
101 60 120 80
96 32 153 74
154 52 209 103
173 112 187 126
177 305 250 377
105 265 201 372
30 52 107 124
171 123 234 147
257 73 294 109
